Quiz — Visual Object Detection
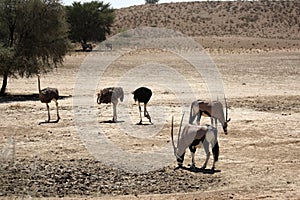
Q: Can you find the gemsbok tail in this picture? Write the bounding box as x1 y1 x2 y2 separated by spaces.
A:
212 140 219 162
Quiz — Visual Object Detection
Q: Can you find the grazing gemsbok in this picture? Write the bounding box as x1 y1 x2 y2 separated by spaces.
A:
189 98 231 134
132 87 152 125
171 115 219 170
97 87 124 122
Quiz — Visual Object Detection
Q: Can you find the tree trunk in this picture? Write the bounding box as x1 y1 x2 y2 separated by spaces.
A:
0 72 8 96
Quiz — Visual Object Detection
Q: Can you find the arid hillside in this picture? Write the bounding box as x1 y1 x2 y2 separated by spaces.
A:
111 1 300 39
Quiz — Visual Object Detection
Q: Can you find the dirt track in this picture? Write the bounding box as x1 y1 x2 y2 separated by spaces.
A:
0 45 299 199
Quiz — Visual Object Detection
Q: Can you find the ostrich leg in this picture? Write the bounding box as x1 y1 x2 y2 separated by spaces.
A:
54 100 60 122
144 104 152 123
112 102 117 122
138 102 142 124
46 103 51 122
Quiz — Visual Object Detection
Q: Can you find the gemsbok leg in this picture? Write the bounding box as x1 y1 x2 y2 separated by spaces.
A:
201 139 211 169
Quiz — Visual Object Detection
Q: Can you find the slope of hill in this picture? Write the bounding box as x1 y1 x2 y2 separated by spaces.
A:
111 1 300 40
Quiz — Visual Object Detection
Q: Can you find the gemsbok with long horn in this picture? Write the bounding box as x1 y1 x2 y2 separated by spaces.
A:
189 97 231 134
171 114 219 170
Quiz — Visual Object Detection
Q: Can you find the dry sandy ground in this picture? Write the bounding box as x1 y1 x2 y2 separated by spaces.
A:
0 38 299 199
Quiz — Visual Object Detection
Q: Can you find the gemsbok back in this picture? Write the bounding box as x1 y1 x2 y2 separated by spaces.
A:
171 115 219 170
189 97 231 134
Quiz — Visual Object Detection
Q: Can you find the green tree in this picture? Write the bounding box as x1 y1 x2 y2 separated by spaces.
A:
145 0 159 4
66 1 114 46
0 0 69 95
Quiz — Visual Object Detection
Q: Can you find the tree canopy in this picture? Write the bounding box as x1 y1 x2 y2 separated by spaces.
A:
66 1 115 44
0 0 69 95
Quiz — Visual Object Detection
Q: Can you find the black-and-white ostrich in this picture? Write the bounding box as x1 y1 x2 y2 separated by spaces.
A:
132 87 152 125
97 87 124 122
37 75 60 124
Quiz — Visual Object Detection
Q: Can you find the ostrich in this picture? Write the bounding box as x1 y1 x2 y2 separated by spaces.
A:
132 87 152 125
37 75 60 124
97 87 124 122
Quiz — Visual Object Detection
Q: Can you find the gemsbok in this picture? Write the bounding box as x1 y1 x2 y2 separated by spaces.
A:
171 115 219 170
189 98 231 134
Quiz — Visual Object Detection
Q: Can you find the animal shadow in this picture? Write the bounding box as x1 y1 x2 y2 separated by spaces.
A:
0 93 71 103
136 122 153 126
174 165 221 174
99 120 124 124
38 119 60 125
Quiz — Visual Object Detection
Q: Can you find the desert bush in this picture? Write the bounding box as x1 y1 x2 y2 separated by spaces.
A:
145 0 159 4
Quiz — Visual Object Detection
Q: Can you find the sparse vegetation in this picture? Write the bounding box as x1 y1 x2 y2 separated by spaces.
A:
0 0 69 96
112 1 300 39
145 0 159 4
66 1 115 45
